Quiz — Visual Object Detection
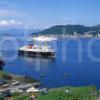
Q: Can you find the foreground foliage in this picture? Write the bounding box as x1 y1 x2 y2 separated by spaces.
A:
0 71 12 80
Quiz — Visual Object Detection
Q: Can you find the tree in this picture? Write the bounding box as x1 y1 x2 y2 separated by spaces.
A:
0 60 5 71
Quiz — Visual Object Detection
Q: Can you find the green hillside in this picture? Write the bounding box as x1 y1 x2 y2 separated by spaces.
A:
32 25 100 35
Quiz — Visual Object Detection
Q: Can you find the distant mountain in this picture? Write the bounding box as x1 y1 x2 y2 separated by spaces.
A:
32 25 100 36
0 29 40 36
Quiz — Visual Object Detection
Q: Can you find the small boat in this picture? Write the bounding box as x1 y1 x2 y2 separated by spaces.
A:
40 74 45 78
63 73 69 77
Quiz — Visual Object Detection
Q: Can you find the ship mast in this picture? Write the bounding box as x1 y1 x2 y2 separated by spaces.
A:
44 34 47 47
34 35 36 46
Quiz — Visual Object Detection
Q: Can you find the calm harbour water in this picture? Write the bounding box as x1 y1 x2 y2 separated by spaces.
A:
1 35 100 89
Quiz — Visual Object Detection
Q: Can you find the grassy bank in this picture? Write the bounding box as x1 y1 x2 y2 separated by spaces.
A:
0 71 38 83
12 93 30 100
0 71 12 80
37 86 97 100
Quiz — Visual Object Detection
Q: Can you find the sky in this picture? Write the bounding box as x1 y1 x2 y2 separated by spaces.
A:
0 0 100 29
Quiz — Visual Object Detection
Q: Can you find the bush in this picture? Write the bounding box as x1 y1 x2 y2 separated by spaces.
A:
0 96 5 100
0 71 12 80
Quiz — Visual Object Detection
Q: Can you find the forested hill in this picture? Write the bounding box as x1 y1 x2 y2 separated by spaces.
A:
32 25 100 35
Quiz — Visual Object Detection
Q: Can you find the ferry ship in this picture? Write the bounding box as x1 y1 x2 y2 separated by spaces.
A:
18 36 56 58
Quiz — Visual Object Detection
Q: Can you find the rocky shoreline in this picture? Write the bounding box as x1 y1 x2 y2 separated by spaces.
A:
0 71 42 99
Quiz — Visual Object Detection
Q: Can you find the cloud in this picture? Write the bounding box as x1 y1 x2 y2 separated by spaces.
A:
0 19 23 27
61 17 74 21
0 0 11 6
0 9 41 29
0 9 27 17
0 0 27 17
0 0 18 9
0 1 43 29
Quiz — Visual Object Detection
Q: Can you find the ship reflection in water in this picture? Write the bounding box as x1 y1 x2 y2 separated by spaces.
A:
19 56 55 70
